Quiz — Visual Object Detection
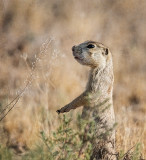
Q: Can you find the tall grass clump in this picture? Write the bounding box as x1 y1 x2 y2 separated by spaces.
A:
22 114 94 160
22 114 143 160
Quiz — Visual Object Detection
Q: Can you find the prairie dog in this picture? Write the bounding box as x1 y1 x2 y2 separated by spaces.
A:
57 41 116 160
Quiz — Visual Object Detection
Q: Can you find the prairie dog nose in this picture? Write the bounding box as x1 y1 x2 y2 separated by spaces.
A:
72 45 76 51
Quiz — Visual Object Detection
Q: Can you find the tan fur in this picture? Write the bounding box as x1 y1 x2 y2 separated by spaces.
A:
57 41 116 159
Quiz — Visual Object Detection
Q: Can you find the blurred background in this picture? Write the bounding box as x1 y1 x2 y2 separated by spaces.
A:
0 0 145 158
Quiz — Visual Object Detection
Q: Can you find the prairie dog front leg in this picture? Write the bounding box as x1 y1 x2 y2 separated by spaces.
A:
56 91 91 114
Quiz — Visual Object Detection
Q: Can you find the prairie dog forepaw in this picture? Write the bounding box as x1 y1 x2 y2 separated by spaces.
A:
56 105 70 114
56 110 61 114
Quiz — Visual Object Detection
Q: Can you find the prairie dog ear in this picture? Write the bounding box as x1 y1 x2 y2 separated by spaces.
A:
105 48 109 55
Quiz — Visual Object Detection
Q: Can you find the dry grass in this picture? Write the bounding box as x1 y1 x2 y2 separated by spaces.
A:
0 0 145 158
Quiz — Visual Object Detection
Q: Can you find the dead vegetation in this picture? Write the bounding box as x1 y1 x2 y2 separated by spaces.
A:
0 0 145 159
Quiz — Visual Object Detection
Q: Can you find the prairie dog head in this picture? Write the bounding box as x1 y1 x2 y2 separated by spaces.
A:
72 41 112 68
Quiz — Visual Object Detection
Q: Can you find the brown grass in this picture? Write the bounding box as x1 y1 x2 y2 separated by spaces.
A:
0 0 145 158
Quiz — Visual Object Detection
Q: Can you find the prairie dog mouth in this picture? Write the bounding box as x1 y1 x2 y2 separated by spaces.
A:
74 56 79 59
74 56 82 60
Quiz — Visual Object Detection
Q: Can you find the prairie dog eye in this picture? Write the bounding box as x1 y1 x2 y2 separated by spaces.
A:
105 48 108 55
87 44 95 49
